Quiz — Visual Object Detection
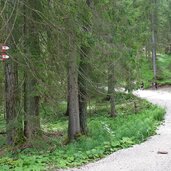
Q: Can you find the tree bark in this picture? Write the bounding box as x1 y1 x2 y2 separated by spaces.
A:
3 0 21 145
24 74 40 139
151 0 157 81
23 0 41 140
107 63 112 100
78 46 88 134
78 0 92 134
108 62 116 117
68 35 81 141
4 60 19 145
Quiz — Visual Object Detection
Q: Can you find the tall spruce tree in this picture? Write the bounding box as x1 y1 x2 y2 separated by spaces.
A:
3 0 21 145
23 0 41 140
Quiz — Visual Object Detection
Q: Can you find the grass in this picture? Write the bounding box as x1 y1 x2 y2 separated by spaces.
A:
0 93 165 171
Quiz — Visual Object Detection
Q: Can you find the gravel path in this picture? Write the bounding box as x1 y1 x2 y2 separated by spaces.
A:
63 88 171 171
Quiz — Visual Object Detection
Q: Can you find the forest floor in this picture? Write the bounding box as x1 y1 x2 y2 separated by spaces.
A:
0 90 165 170
64 87 171 171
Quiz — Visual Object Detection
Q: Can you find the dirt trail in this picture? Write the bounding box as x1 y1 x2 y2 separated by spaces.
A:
63 88 171 171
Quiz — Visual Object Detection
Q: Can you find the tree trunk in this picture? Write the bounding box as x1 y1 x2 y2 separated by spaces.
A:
151 0 157 81
4 60 19 145
68 35 81 141
23 0 41 140
78 0 92 134
108 62 116 117
24 74 40 139
78 46 88 134
3 0 21 145
107 63 112 100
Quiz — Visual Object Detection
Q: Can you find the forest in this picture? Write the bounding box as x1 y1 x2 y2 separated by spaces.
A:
0 0 171 170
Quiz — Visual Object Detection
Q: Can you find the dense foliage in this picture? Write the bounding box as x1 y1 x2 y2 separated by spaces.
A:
0 0 170 170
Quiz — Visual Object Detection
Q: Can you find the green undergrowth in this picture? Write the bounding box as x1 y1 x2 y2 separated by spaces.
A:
139 54 171 88
0 111 5 149
0 94 165 171
157 54 171 85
